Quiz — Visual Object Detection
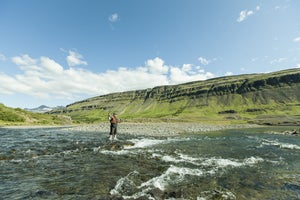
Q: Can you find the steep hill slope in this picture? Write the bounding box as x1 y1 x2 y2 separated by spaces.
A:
51 68 300 124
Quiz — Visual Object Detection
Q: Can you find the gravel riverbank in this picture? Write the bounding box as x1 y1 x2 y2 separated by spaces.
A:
62 122 261 136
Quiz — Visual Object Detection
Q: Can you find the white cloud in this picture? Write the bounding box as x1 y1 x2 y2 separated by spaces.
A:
0 72 30 94
41 56 64 75
274 5 288 12
66 50 88 67
237 10 253 22
251 57 259 62
270 57 287 64
12 54 36 66
109 13 119 22
225 72 233 76
0 55 215 102
293 37 300 42
169 64 214 84
198 57 210 65
237 6 260 22
145 57 169 74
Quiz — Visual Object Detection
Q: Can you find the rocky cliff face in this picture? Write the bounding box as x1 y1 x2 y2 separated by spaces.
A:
50 68 300 122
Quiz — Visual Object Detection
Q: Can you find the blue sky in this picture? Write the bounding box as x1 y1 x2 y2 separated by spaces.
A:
0 0 300 108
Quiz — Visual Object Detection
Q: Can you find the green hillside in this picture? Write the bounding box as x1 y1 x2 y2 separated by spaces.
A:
51 68 300 125
0 104 71 126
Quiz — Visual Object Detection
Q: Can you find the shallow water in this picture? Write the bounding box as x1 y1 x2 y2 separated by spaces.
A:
0 126 299 199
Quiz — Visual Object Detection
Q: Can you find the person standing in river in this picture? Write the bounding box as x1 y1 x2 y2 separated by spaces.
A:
108 112 119 141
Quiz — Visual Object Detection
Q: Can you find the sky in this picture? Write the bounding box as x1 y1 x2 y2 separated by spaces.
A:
0 0 300 108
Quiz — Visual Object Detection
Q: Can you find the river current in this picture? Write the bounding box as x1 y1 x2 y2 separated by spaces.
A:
0 126 299 199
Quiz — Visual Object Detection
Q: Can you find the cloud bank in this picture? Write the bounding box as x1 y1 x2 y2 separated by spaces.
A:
0 54 214 101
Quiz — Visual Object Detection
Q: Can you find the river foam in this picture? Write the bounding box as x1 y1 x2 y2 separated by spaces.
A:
261 138 300 150
110 151 265 199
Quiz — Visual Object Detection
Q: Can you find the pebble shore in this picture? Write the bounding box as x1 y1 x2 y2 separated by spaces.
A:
62 122 260 136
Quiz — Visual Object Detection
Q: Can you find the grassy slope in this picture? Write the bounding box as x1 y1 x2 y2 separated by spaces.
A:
64 68 300 125
65 91 300 124
0 104 71 126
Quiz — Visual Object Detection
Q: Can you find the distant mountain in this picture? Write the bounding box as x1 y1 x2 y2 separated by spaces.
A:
24 105 52 113
25 105 65 113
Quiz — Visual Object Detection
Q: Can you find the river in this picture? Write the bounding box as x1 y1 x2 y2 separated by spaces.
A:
0 126 299 199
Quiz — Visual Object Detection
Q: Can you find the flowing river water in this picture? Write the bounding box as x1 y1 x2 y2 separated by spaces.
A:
0 126 300 199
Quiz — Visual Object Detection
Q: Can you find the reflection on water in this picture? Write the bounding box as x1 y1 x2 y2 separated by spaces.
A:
0 127 299 199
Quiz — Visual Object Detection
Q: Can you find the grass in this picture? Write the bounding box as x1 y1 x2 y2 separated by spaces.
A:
59 91 300 125
0 103 71 126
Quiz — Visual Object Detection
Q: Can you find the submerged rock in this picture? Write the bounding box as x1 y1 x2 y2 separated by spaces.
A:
269 128 300 136
95 196 124 200
102 140 135 151
290 128 300 136
29 190 58 198
282 128 300 136
284 183 300 192
146 188 164 199
198 189 236 200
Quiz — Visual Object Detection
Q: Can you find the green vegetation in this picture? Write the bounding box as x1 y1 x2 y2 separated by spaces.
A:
0 106 25 123
0 103 71 126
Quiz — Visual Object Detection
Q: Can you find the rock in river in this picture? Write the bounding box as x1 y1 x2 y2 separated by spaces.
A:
102 140 135 151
